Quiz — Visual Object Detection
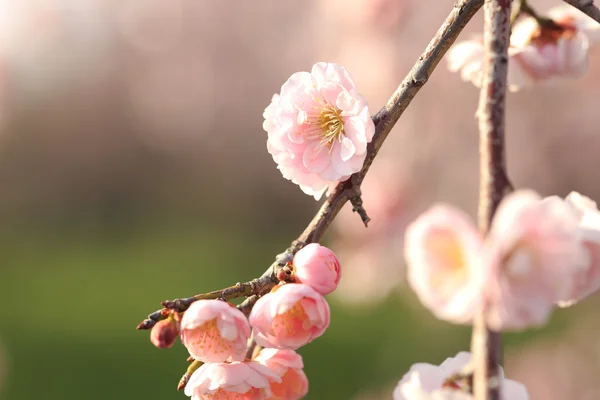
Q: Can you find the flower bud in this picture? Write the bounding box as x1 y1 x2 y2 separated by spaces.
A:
184 361 280 400
180 300 250 363
292 243 341 295
249 283 330 350
150 314 180 349
254 348 309 400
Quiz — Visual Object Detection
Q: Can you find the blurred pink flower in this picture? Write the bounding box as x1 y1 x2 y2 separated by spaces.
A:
264 62 375 200
448 5 600 92
483 190 587 331
447 37 486 89
180 300 250 363
249 283 330 350
253 348 309 400
393 351 529 400
404 205 484 324
556 191 600 306
184 361 280 400
320 0 408 32
292 243 341 295
404 189 589 330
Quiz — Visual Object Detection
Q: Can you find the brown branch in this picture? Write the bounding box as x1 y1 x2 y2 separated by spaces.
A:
136 0 485 331
472 0 513 399
563 0 600 24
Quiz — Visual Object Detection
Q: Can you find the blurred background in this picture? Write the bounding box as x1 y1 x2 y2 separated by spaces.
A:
1 0 600 399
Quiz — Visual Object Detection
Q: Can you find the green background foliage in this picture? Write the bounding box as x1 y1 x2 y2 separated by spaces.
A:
1 222 570 400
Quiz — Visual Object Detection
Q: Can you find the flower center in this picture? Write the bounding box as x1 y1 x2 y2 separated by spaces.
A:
502 242 537 280
317 103 344 149
300 97 344 152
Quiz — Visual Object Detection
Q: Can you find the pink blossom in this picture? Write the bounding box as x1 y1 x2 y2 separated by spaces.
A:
483 190 586 331
263 62 375 200
446 37 485 89
393 352 529 400
447 5 600 92
254 348 309 400
249 283 330 350
292 243 342 295
404 205 484 324
556 191 600 306
180 300 250 363
184 361 280 400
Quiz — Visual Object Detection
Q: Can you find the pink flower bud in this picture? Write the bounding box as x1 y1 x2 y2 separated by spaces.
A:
292 243 341 295
254 348 309 400
150 315 180 349
249 283 330 350
180 300 250 363
393 352 529 400
184 361 280 400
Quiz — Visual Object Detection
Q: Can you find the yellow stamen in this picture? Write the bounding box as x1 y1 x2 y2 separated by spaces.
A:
300 96 344 152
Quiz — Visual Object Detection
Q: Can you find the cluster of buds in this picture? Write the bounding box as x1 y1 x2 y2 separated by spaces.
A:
147 243 341 400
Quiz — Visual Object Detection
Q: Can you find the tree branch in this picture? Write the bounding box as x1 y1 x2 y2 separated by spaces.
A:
136 0 485 331
472 0 513 399
563 0 600 24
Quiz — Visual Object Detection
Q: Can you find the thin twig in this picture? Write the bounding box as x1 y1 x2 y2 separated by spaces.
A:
563 0 600 24
137 0 485 331
177 359 203 391
514 0 563 30
237 295 259 317
472 0 513 399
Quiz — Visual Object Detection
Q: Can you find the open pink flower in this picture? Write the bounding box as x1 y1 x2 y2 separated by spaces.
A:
180 300 250 363
556 191 600 306
184 361 280 400
448 5 600 92
249 283 330 349
254 348 309 400
405 189 589 331
292 243 342 295
393 352 529 400
264 62 375 200
404 205 484 324
483 191 587 331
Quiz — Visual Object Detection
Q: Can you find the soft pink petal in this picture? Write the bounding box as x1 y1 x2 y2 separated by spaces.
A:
311 62 357 90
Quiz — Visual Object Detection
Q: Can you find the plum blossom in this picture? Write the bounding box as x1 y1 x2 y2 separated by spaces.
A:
447 5 600 92
263 62 375 200
404 205 485 324
393 351 529 400
180 300 250 363
404 189 588 331
292 243 342 295
253 348 309 400
483 190 587 330
556 191 600 306
184 361 280 400
249 283 330 349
